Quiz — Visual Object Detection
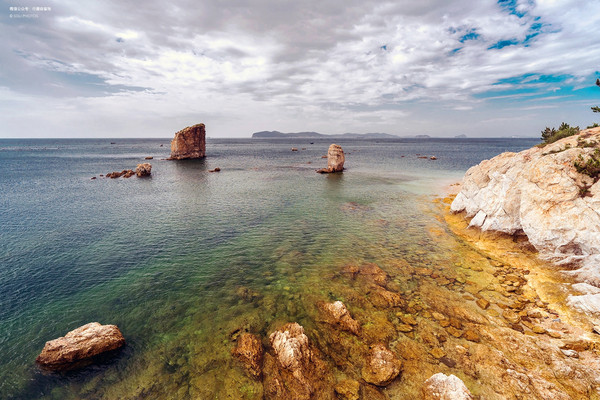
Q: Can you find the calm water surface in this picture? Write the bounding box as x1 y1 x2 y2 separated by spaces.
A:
0 137 538 399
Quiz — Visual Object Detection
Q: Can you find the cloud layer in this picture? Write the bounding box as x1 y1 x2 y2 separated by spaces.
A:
1 0 600 137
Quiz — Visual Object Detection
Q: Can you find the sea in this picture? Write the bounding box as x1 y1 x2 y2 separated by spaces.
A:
0 137 539 399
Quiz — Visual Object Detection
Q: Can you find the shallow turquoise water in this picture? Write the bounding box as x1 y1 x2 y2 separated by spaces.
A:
0 137 538 398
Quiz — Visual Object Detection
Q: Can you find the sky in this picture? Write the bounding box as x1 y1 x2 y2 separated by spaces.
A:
1 0 599 138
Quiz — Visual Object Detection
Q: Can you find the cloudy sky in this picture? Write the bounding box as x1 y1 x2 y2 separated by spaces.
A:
1 0 599 138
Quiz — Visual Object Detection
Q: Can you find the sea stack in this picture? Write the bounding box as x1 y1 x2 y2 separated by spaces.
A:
169 123 206 160
317 144 345 173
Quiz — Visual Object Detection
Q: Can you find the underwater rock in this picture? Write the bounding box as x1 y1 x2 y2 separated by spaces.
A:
358 263 389 287
169 123 206 160
334 379 360 400
316 144 345 173
361 344 402 386
422 373 473 399
232 333 263 379
135 163 152 177
318 301 360 335
368 286 406 309
264 322 334 399
36 322 125 371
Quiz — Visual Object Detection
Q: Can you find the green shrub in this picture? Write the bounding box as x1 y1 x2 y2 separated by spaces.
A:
587 122 600 129
574 148 600 182
540 122 579 144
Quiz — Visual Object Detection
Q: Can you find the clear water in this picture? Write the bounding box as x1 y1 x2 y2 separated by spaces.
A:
0 137 539 399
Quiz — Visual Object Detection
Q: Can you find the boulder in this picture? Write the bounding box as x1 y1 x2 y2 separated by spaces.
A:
361 344 402 386
232 333 263 379
169 123 206 160
264 322 334 399
317 144 345 173
135 163 152 177
36 322 125 370
318 301 360 335
422 373 473 399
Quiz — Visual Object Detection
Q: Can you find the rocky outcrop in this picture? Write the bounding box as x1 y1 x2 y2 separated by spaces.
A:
263 322 334 399
135 163 152 177
232 333 263 379
169 124 206 160
422 373 473 400
450 127 600 312
317 144 345 173
106 169 135 178
318 301 360 335
36 322 125 370
361 344 402 386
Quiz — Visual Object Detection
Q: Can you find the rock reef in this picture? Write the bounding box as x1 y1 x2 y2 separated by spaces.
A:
135 163 152 177
169 124 206 160
451 127 600 312
317 144 345 173
36 322 125 371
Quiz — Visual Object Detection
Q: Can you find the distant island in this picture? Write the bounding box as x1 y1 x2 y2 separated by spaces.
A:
252 131 431 139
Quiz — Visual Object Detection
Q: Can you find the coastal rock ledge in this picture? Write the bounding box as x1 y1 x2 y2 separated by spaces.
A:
169 123 206 160
36 322 126 370
450 127 600 313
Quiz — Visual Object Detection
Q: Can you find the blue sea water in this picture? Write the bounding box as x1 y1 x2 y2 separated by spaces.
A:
0 137 539 399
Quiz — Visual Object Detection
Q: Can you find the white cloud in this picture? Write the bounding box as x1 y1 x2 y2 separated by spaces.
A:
1 0 599 137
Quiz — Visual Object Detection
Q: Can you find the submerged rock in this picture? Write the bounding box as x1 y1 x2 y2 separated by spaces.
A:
232 333 263 379
135 163 152 177
106 169 135 179
317 144 345 173
318 301 360 335
361 344 402 386
264 322 334 399
334 379 360 400
422 373 473 399
36 322 125 371
169 123 206 160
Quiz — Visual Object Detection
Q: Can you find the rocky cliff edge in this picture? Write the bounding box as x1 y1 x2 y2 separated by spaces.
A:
451 127 600 313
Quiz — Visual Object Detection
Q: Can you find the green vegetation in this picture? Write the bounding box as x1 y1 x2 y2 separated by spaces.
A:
540 122 580 144
587 122 600 129
574 148 600 182
593 78 600 113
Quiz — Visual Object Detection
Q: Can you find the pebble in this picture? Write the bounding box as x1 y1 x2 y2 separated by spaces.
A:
463 330 480 343
476 298 490 310
532 325 546 334
430 348 446 358
502 310 521 324
432 312 446 321
446 326 463 338
560 349 579 358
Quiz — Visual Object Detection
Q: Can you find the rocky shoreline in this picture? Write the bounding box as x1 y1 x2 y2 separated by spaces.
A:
450 127 600 316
